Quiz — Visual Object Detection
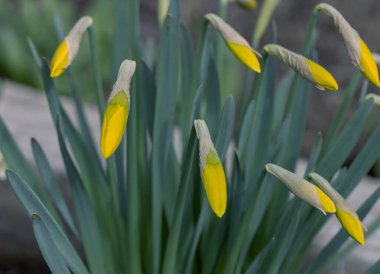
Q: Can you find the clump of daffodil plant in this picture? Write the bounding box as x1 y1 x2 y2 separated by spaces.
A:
2 1 380 274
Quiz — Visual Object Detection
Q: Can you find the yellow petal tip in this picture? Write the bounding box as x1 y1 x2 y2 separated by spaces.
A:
227 42 261 73
100 92 129 158
314 186 336 213
50 40 69 78
336 209 365 245
306 59 338 91
360 39 380 87
203 152 227 218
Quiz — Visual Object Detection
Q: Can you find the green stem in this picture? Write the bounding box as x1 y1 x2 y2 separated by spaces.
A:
87 26 105 122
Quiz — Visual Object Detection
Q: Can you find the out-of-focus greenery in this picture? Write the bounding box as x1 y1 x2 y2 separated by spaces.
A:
0 0 116 100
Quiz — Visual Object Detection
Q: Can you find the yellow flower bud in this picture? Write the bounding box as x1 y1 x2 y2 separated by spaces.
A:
194 120 227 218
50 16 93 78
316 3 380 87
100 60 136 158
237 0 257 10
205 13 261 73
264 44 338 91
265 164 336 214
309 172 366 245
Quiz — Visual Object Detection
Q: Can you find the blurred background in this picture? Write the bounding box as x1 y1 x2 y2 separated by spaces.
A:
0 0 380 273
1 0 380 150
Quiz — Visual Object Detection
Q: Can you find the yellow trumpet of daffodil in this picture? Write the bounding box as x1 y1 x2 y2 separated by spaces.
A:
265 164 336 214
309 172 366 245
205 13 261 73
316 3 380 87
50 16 93 78
237 0 257 9
264 44 338 91
194 120 227 218
100 59 136 158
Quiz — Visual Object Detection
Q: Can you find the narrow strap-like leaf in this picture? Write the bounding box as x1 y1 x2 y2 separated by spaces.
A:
31 138 77 236
32 214 72 274
317 99 374 179
6 170 88 274
162 128 197 274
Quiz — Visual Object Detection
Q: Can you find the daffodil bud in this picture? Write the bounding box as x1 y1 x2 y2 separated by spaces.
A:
194 120 227 218
50 16 93 78
316 3 380 87
100 60 136 159
309 172 366 245
205 13 261 73
265 164 336 214
264 44 338 91
365 93 380 107
237 0 257 9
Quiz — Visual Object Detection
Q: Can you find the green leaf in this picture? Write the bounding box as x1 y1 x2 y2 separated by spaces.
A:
40 60 61 124
162 128 197 274
31 138 77 236
244 238 274 274
141 61 156 138
283 78 311 169
6 170 88 274
304 132 322 177
336 123 380 197
87 26 105 120
168 0 180 23
59 111 109 204
205 58 221 135
32 214 71 274
27 37 42 68
214 95 235 160
57 125 111 274
0 117 46 201
364 260 380 274
182 200 209 274
322 70 361 153
151 13 180 274
317 100 374 179
243 55 275 187
180 23 194 133
237 100 255 159
253 0 283 46
234 175 277 274
189 84 204 132
272 72 292 130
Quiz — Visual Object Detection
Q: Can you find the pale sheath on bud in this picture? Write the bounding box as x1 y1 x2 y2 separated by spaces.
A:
237 0 257 9
365 93 380 107
265 164 336 214
205 13 261 73
316 3 380 87
309 172 366 245
194 120 227 218
264 44 338 91
100 60 136 159
50 16 93 78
